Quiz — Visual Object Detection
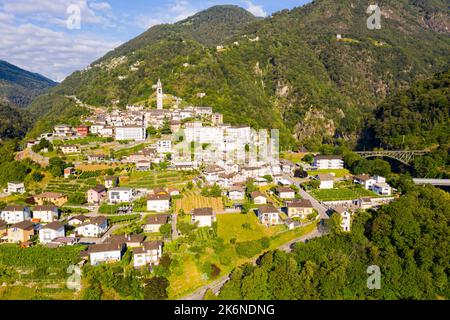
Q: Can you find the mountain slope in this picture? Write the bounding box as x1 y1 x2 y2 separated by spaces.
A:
0 101 32 140
0 60 57 108
368 69 449 149
28 1 450 149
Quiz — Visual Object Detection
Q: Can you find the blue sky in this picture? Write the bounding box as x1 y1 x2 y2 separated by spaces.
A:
0 0 310 81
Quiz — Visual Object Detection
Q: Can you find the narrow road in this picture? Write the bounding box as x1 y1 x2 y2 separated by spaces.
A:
298 187 329 220
171 213 179 240
180 225 326 300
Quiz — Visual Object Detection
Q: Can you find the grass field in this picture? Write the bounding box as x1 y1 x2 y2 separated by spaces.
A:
311 187 379 201
122 170 197 190
217 213 285 243
174 189 223 213
307 168 350 178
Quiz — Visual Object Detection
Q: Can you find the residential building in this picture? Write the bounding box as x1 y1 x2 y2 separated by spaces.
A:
334 206 352 232
76 125 89 136
54 124 73 137
1 205 31 224
104 234 145 248
354 174 376 190
64 167 76 179
286 199 314 219
143 214 169 233
39 221 65 244
227 187 245 201
87 154 106 163
313 155 344 169
315 174 335 189
353 197 376 210
191 207 215 227
157 140 172 153
250 191 267 204
133 241 163 268
60 145 80 154
108 188 134 204
276 187 296 199
68 215 89 226
7 181 25 194
75 216 108 237
372 183 392 196
136 161 151 171
87 185 107 204
104 176 119 188
211 113 223 125
34 192 68 206
32 205 59 223
88 243 125 266
115 126 146 141
258 204 280 226
8 221 34 243
147 194 171 212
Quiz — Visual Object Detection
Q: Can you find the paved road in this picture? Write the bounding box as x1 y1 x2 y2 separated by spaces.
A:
180 226 326 300
298 188 329 220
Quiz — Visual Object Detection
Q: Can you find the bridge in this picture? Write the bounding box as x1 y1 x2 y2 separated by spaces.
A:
355 150 429 165
413 179 450 187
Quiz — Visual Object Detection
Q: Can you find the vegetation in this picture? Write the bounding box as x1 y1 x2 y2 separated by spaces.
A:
219 184 450 300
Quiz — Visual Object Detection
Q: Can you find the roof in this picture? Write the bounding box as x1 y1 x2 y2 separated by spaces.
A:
258 204 279 214
42 221 65 231
228 186 245 193
87 243 123 253
105 176 118 181
287 199 313 208
133 241 163 254
81 216 107 226
148 194 171 201
315 155 342 160
354 174 372 181
3 205 28 211
33 205 59 211
109 187 132 192
35 192 66 199
191 207 213 216
145 214 169 225
276 187 294 193
315 174 335 181
89 184 107 193
104 234 145 244
0 220 6 228
334 206 349 214
250 191 266 198
70 215 89 222
11 220 34 230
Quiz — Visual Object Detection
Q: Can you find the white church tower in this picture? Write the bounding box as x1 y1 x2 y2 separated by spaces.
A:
156 78 163 110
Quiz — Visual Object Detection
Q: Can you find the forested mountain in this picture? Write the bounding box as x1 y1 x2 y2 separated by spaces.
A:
0 101 32 140
0 60 57 108
368 69 449 150
218 184 450 300
27 1 450 149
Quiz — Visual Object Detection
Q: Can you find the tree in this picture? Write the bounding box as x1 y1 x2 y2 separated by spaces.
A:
159 223 172 239
144 277 169 300
302 154 314 164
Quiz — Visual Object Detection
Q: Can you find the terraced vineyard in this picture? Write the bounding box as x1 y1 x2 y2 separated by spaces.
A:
310 187 380 201
44 178 99 200
174 189 224 213
123 170 198 189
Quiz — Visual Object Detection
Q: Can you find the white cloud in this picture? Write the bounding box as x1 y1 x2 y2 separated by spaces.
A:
0 21 120 81
89 1 112 11
244 1 267 17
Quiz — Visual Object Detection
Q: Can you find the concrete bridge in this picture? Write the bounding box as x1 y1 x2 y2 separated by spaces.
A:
413 179 450 187
355 150 429 165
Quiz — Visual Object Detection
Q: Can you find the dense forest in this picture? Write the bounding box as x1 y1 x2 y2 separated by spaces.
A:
217 183 450 300
0 101 32 140
369 69 449 150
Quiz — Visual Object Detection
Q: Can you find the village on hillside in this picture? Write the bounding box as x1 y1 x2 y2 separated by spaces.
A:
0 79 397 298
